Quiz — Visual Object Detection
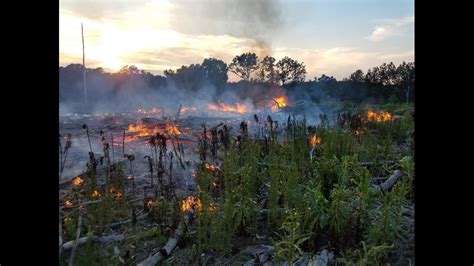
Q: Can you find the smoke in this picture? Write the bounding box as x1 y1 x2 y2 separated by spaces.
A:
171 0 284 57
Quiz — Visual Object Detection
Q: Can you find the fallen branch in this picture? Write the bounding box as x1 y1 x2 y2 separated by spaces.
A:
62 234 126 251
372 170 403 192
137 222 184 266
359 160 395 167
60 199 102 210
60 198 141 211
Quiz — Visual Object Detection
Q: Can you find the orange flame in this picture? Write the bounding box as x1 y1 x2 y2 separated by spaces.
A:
126 122 182 140
72 176 84 186
208 203 218 212
181 106 197 113
208 101 247 114
91 190 100 198
137 108 161 114
354 130 362 137
146 198 154 208
64 200 73 207
204 163 217 171
310 135 321 147
271 96 288 111
115 191 122 200
367 109 392 123
180 196 202 213
164 123 181 135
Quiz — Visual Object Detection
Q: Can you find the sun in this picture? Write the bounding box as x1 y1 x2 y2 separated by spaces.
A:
99 51 125 72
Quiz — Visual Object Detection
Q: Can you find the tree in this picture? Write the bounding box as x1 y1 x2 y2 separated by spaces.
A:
317 74 336 84
378 62 398 86
164 64 207 91
202 58 228 86
228 52 258 81
276 56 307 85
349 69 365 83
395 61 415 103
117 65 143 75
256 56 277 83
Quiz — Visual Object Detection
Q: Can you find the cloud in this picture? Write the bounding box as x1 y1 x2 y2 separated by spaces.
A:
376 49 414 60
367 16 413 42
60 2 414 81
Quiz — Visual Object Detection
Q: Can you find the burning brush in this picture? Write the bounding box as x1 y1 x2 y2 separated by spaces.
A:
367 109 393 123
309 135 321 160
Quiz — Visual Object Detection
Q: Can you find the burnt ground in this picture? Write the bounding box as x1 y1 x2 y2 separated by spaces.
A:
59 110 414 265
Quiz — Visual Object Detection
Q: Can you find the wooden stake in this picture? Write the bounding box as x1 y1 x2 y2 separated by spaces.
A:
81 23 88 106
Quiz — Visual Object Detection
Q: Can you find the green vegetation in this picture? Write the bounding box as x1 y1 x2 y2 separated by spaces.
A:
59 103 414 265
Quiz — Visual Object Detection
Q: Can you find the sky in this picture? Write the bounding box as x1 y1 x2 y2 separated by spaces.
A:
59 0 414 81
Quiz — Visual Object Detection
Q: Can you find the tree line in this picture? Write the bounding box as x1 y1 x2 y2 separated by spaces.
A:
60 52 414 104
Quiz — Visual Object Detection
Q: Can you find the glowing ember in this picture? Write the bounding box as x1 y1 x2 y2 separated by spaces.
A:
208 203 218 212
271 96 288 111
367 109 393 123
137 107 161 114
115 191 122 200
64 200 73 207
72 176 84 186
310 135 321 147
180 196 202 213
181 106 197 113
91 190 100 198
204 163 217 171
146 199 154 208
208 101 247 114
354 130 362 137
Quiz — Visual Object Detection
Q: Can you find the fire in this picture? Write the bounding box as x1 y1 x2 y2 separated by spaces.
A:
180 196 202 213
115 191 122 200
72 176 84 186
208 203 218 212
164 123 181 135
91 190 100 198
181 106 197 113
126 122 181 140
354 130 362 137
137 108 161 114
310 135 321 147
367 109 393 123
271 96 288 111
204 163 217 171
128 124 155 139
64 200 73 207
146 198 154 208
208 101 247 114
